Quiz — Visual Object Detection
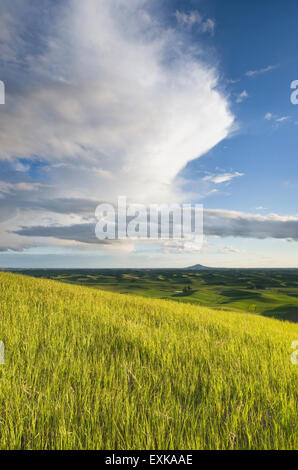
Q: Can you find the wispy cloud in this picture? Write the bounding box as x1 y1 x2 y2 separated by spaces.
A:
276 116 290 123
222 245 247 254
203 171 244 184
0 181 44 194
265 112 273 120
236 90 248 103
265 112 291 125
245 64 279 77
227 64 279 85
175 10 215 35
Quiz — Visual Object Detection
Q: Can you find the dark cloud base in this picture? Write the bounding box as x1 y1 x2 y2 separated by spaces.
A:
12 209 298 248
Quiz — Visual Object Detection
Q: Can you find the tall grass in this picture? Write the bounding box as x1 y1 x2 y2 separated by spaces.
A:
0 272 297 450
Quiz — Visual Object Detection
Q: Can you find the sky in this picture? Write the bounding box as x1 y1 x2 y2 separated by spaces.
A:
0 0 297 268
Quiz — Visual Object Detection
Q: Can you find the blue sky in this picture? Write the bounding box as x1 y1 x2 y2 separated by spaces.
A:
0 0 297 268
181 0 298 213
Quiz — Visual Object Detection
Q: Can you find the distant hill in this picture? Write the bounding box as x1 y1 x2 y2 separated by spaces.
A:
186 264 211 270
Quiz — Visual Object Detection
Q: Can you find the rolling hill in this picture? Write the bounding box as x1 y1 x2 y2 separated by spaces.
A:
0 272 297 450
186 264 211 270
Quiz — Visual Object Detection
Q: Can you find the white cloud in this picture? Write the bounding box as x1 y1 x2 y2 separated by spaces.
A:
200 18 216 35
12 208 298 250
14 161 30 172
265 112 291 125
203 171 244 184
236 90 248 103
162 239 207 254
276 116 289 122
0 181 44 194
175 10 202 27
0 0 234 251
246 64 279 77
204 209 298 240
222 245 246 254
265 112 273 120
0 1 232 203
175 10 215 34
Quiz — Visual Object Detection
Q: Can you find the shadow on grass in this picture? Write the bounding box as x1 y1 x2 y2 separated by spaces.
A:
219 289 264 303
262 305 298 323
172 290 197 298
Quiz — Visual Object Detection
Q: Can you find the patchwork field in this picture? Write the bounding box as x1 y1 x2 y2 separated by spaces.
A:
0 272 297 450
14 268 298 322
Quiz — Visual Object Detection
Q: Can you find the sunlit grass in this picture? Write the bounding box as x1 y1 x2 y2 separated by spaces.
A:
0 272 297 450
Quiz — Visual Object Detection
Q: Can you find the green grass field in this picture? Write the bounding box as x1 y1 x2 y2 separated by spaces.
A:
0 272 297 450
16 268 298 322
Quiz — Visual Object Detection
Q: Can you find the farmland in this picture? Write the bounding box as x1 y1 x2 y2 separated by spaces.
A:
13 268 298 322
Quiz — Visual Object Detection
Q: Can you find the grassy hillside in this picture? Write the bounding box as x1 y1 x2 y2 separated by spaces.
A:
16 268 298 322
0 272 297 450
